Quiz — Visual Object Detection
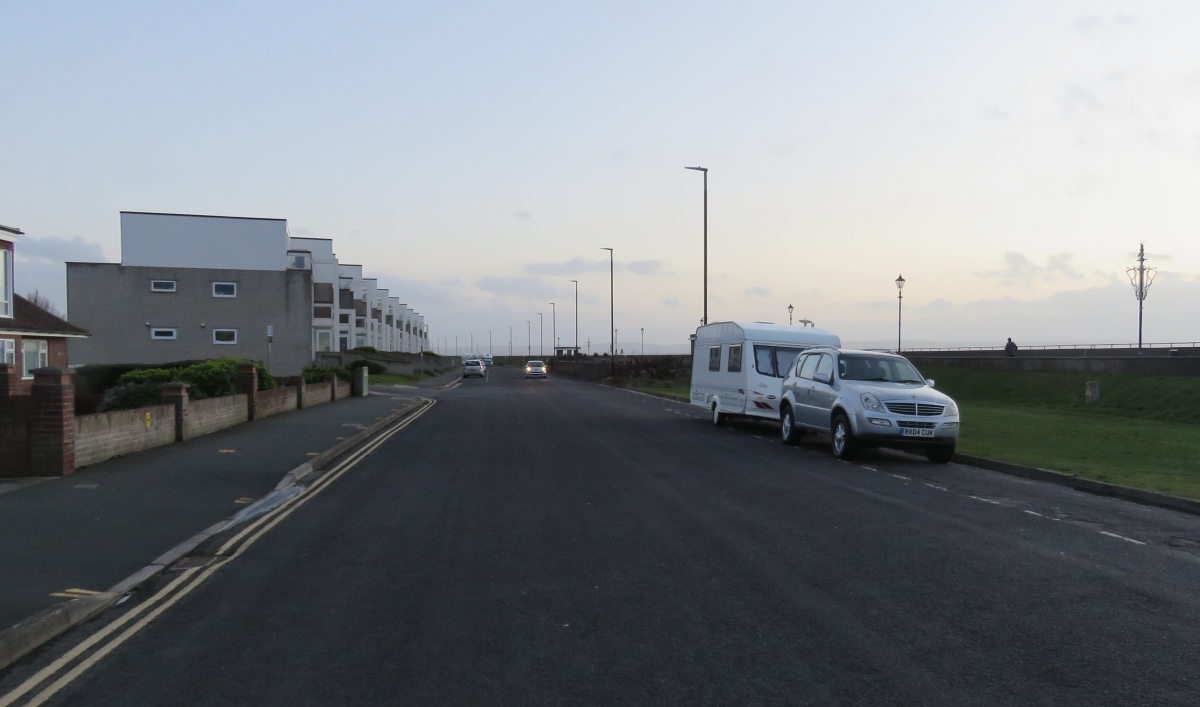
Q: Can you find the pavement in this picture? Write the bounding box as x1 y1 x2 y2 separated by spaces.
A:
4 366 1200 705
0 387 420 631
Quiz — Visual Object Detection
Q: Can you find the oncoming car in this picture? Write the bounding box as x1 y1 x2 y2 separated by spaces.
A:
525 360 547 378
463 359 486 378
777 348 960 463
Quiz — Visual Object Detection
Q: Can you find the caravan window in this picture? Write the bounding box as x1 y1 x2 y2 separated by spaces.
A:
753 346 776 376
727 345 742 372
708 345 722 372
775 347 803 378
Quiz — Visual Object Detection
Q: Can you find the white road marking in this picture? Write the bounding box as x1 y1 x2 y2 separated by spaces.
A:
859 466 876 471
1099 531 1146 545
968 495 1002 505
924 483 948 491
1023 510 1045 517
892 475 911 481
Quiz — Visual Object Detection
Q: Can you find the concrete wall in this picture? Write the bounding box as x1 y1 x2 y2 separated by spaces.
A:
66 262 313 376
188 394 249 437
120 212 288 271
254 386 297 419
74 403 175 469
906 354 1200 377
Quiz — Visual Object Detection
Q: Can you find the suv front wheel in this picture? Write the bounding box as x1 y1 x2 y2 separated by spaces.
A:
830 413 858 460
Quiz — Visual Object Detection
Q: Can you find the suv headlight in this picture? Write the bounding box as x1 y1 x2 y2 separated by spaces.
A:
860 393 882 412
944 399 959 416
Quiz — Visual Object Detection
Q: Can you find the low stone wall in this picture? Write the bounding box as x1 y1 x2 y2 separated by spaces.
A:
335 381 351 399
303 381 334 408
75 404 176 469
255 386 297 419
188 394 249 438
907 354 1200 377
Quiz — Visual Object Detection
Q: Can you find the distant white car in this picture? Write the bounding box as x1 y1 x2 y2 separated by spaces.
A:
482 355 494 366
525 360 547 378
463 359 486 378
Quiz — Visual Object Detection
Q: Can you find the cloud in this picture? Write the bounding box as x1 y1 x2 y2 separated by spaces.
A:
987 107 1010 120
627 259 665 275
14 236 108 264
513 211 531 221
663 297 681 307
746 286 772 298
524 257 609 276
1075 12 1137 38
476 276 557 299
977 252 1083 286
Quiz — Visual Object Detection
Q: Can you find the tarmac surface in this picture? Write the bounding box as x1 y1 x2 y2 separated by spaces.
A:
4 365 1200 705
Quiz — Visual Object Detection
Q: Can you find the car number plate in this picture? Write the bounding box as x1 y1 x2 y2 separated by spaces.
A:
901 428 935 437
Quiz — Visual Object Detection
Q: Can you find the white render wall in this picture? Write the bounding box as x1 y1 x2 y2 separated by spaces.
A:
121 212 288 271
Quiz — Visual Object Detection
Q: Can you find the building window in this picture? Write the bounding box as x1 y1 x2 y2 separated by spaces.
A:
314 329 333 352
339 335 348 351
0 338 14 365
287 251 312 270
213 329 238 344
150 280 177 292
212 282 237 298
313 282 334 304
150 328 177 340
356 318 365 328
22 340 48 378
0 248 12 318
314 306 332 319
339 313 350 324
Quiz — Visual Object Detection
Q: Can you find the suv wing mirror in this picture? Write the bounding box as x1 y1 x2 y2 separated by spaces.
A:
925 378 935 387
813 371 831 385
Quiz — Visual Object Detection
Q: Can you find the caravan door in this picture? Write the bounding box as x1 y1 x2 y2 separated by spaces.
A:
722 343 747 413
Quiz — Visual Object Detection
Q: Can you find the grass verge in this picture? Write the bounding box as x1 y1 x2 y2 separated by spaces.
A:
625 381 690 401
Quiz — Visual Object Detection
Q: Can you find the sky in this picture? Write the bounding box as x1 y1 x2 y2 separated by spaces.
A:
3 1 1200 353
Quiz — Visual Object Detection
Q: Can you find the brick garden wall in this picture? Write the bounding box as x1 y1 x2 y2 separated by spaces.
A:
335 381 351 399
188 394 249 438
254 386 297 419
75 404 175 469
303 381 333 408
0 396 34 477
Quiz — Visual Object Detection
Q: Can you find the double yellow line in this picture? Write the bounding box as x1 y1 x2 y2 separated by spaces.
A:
0 399 436 707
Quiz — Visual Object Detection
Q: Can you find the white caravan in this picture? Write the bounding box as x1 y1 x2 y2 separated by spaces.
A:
691 322 842 424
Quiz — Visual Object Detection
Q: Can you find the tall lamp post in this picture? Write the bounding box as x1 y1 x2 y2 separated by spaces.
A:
548 302 555 357
508 326 513 358
538 312 543 357
1126 242 1157 349
685 166 709 326
788 303 794 326
895 274 905 352
602 247 614 374
488 330 492 356
641 327 644 356
569 280 579 355
525 321 531 357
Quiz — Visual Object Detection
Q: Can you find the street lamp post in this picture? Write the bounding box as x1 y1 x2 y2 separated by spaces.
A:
538 312 543 357
1126 243 1157 349
602 247 614 374
526 321 531 357
570 280 578 355
548 302 555 357
641 327 644 356
685 166 709 326
455 335 458 358
788 303 794 326
508 326 512 358
895 274 905 352
488 330 492 356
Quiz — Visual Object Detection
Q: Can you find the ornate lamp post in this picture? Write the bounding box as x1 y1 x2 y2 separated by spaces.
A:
788 303 794 326
895 274 906 352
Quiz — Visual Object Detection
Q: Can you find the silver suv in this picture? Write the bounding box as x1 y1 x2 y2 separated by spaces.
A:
778 348 960 463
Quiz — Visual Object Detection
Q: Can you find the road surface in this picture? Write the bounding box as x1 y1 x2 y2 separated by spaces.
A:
3 365 1199 705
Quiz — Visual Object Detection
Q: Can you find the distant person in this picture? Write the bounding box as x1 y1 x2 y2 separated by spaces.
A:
1004 338 1018 357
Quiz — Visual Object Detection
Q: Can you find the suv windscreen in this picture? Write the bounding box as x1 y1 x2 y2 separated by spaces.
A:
838 355 923 383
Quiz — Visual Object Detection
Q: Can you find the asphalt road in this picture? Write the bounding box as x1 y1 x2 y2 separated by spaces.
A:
5 365 1200 705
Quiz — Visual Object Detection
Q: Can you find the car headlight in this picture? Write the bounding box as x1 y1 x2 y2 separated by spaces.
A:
944 399 959 416
860 393 882 412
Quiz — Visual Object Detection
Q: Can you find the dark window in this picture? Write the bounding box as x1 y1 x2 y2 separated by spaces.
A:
212 282 237 297
339 313 350 324
775 347 803 378
354 300 367 316
386 315 393 325
754 345 775 377
314 306 332 319
150 280 177 292
708 345 721 372
339 289 354 308
356 318 365 328
313 283 334 304
727 344 742 373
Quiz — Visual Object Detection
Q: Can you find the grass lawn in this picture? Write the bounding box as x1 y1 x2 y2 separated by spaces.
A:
625 381 690 401
920 366 1200 500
